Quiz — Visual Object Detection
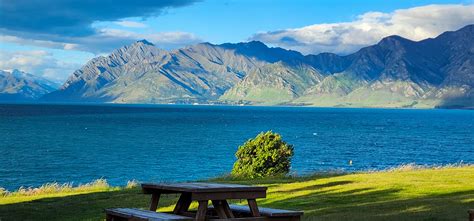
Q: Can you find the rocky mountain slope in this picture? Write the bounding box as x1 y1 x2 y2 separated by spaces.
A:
291 25 474 108
41 25 474 108
0 69 59 102
43 40 273 103
226 25 474 108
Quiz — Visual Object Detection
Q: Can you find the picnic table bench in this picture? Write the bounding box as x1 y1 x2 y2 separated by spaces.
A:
106 208 194 221
105 182 303 221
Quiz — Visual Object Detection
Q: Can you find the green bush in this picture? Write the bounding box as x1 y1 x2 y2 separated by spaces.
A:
231 131 294 178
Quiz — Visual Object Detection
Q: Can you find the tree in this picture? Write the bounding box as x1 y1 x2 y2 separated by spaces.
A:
231 131 294 178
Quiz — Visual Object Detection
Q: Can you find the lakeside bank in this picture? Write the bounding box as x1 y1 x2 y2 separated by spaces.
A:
1 165 473 221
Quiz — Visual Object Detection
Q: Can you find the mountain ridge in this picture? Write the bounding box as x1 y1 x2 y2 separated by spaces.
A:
35 24 474 108
0 69 60 102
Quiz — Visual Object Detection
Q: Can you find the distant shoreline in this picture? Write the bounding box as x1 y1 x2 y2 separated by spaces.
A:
0 101 472 110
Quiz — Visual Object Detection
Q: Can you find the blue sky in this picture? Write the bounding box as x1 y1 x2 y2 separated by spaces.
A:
1 0 474 82
144 0 469 43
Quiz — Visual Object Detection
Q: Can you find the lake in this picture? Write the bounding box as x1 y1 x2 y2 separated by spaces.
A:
1 104 473 190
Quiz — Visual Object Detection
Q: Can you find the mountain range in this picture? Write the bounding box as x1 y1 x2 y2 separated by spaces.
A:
5 25 474 108
0 69 59 102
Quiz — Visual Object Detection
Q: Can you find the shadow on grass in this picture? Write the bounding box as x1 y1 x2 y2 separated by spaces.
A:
271 180 354 194
260 187 474 221
0 188 180 221
0 184 473 221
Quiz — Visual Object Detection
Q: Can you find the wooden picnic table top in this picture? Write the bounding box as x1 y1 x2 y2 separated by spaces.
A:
142 182 269 221
141 182 267 194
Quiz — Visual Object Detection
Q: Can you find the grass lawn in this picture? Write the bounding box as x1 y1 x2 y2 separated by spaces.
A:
1 166 473 221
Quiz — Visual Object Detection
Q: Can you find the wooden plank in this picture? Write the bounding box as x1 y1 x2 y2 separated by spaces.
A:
208 217 267 221
142 182 267 193
105 213 113 221
212 200 228 219
226 205 303 217
175 211 197 218
221 200 235 218
173 193 192 215
247 199 260 217
195 200 209 221
105 208 194 221
208 216 299 221
192 191 266 201
264 217 301 221
210 200 235 218
150 193 161 211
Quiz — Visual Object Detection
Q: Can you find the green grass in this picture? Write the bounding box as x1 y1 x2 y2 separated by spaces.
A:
1 166 473 221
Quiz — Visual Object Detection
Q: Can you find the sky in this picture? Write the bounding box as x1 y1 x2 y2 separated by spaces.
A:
1 0 474 83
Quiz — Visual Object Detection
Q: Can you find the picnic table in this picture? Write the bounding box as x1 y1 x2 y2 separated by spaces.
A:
142 182 267 221
106 182 303 221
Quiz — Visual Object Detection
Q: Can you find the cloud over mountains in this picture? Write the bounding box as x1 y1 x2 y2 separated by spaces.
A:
1 1 474 83
0 50 80 82
2 1 473 55
0 0 198 36
0 0 201 53
251 4 474 55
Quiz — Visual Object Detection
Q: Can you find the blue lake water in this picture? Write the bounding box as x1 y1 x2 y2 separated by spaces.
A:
1 104 473 190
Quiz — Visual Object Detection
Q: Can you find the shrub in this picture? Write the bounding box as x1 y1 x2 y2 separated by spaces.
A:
231 131 294 178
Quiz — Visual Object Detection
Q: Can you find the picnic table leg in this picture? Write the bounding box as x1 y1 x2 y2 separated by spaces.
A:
212 200 234 219
212 200 227 218
247 199 260 217
173 193 192 214
195 200 209 221
105 214 113 221
149 193 161 211
221 200 235 218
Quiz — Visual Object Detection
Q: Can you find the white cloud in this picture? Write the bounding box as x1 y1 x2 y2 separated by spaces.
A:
0 50 82 83
0 29 202 54
0 35 80 51
99 28 202 46
114 20 148 28
98 28 199 44
251 4 474 55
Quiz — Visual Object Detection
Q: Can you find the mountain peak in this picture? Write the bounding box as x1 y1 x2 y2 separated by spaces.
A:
11 68 24 74
455 24 474 34
245 40 267 47
378 35 411 44
10 69 32 78
135 39 154 46
219 40 268 49
109 39 161 58
376 35 415 51
0 69 59 101
435 24 474 41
